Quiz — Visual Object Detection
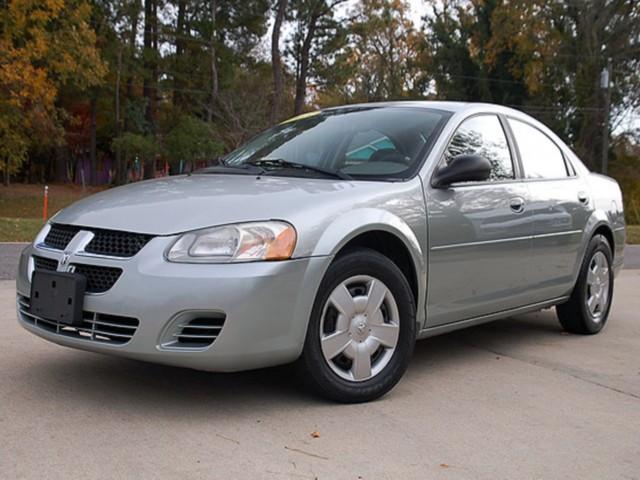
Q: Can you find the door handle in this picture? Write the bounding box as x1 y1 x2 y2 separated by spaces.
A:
509 197 525 214
578 192 589 205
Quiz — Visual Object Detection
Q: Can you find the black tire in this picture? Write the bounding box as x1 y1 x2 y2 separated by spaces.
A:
298 248 416 403
556 234 614 334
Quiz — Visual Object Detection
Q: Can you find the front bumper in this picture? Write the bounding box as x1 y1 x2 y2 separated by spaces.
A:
16 238 331 372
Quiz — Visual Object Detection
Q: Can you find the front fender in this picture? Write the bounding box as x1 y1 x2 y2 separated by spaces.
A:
309 207 427 329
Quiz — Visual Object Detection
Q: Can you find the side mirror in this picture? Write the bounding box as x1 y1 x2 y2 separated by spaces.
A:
432 154 492 188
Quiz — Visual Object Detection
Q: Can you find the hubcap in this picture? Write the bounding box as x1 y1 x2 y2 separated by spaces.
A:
319 275 400 382
586 251 610 321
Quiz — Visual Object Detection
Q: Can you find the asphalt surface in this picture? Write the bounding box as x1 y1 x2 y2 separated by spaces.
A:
0 243 26 280
1 269 639 479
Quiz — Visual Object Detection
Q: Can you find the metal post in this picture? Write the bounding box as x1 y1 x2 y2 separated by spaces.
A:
42 185 48 221
600 58 612 175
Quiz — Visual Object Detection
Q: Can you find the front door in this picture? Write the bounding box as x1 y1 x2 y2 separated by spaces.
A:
425 114 534 326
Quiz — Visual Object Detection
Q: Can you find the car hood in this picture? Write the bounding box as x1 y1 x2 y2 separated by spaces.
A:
52 174 387 235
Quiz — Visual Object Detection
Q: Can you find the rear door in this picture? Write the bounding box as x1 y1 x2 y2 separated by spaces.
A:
506 118 592 302
425 114 534 326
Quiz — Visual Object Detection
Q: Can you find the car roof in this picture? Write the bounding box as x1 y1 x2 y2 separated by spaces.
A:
322 101 589 175
322 100 521 116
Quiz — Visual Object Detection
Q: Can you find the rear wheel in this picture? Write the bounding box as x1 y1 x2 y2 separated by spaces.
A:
299 248 416 403
556 234 614 334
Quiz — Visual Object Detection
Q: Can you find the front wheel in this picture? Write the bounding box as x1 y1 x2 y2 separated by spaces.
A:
556 234 614 334
298 248 416 403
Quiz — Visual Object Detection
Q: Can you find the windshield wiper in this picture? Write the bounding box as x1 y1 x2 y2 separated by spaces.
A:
249 158 352 180
196 159 266 176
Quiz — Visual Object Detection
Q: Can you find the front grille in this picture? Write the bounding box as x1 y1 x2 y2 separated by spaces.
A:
33 255 58 271
44 224 79 250
173 316 226 348
32 255 121 293
17 295 139 345
84 229 153 257
43 223 153 258
71 264 122 293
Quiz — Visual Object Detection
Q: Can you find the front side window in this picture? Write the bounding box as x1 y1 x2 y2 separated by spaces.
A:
508 118 568 179
444 115 514 181
222 107 450 179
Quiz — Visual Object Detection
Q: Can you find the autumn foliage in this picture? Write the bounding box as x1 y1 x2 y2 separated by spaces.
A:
0 0 637 221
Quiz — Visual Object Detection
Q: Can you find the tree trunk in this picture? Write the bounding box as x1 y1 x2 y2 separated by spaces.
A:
207 0 219 123
270 0 288 124
115 48 125 185
294 14 319 115
174 0 187 110
89 95 97 185
124 1 140 133
143 0 154 128
142 0 157 179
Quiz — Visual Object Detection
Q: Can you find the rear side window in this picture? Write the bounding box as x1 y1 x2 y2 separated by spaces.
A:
509 119 568 179
444 114 514 181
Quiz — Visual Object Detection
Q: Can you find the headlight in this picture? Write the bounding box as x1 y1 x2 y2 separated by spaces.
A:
166 221 297 263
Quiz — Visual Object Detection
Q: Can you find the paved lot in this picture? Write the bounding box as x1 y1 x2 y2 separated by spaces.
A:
0 243 26 280
1 271 639 479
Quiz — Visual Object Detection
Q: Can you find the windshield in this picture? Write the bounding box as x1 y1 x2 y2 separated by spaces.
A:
222 106 451 180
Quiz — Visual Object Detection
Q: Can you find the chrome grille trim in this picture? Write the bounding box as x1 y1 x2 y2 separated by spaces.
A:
163 316 226 349
17 295 139 345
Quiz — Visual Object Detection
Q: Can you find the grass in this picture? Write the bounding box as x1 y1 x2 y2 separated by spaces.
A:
0 184 103 242
0 217 45 242
0 183 103 218
627 225 640 245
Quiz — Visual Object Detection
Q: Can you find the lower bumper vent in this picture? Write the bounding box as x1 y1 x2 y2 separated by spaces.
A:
17 295 139 345
173 315 226 348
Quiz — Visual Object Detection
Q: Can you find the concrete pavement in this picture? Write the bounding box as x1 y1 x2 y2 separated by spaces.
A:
0 243 26 280
1 271 639 479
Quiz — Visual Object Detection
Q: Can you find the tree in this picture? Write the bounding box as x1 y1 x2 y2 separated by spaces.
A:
329 0 419 102
270 0 288 124
610 135 640 224
486 0 640 169
164 115 223 169
142 0 159 178
0 0 106 185
0 118 28 184
415 0 527 104
289 0 348 115
111 132 159 179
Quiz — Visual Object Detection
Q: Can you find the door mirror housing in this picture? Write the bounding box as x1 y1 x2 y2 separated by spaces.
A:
432 154 492 187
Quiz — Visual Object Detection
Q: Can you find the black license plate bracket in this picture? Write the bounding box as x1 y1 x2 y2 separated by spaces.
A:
30 271 86 326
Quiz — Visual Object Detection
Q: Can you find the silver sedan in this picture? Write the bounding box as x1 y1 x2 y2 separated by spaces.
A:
16 102 626 402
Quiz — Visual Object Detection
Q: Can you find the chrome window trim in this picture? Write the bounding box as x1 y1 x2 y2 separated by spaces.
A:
443 174 582 189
